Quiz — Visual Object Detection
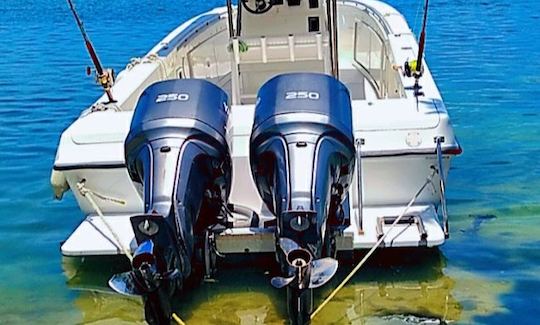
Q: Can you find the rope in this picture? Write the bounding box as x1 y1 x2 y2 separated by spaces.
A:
311 171 436 320
89 102 122 113
79 184 127 205
77 181 133 262
172 313 187 325
126 57 143 70
126 54 168 78
78 181 186 323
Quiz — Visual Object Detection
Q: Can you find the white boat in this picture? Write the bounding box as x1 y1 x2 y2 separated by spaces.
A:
52 0 461 323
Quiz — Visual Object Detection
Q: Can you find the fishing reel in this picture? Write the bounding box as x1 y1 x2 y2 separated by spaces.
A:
403 59 423 79
85 66 116 103
86 66 115 90
241 0 274 15
403 60 425 97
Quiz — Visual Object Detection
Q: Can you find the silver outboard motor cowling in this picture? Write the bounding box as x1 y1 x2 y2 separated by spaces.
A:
109 79 231 324
250 73 355 324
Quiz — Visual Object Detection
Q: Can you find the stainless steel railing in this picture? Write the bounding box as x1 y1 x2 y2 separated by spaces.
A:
355 138 364 234
435 137 449 238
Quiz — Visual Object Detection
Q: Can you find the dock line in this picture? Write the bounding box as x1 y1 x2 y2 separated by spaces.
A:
172 313 187 325
77 180 133 262
311 170 436 320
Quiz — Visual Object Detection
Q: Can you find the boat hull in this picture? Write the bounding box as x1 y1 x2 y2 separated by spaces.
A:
52 0 460 257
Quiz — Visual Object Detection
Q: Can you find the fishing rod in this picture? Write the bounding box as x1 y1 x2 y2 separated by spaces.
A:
404 0 429 97
416 0 429 77
67 0 116 103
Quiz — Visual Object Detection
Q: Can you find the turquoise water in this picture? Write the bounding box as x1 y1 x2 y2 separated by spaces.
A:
0 0 539 323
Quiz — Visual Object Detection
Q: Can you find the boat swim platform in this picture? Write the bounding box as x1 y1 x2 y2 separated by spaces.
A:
61 205 445 257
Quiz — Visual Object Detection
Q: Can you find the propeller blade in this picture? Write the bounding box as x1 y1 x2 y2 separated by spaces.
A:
271 276 295 289
164 268 181 280
279 237 300 255
108 271 142 296
309 257 338 288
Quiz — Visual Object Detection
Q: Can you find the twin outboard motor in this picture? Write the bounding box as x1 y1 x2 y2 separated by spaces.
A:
109 79 231 324
108 74 354 324
250 73 356 324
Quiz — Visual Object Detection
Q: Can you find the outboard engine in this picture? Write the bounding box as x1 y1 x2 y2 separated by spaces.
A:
250 73 356 324
109 79 231 324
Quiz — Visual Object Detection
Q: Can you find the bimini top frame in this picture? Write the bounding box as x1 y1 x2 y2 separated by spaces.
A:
224 0 341 104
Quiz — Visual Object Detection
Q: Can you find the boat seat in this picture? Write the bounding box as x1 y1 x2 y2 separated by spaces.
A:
232 33 331 104
238 33 327 64
239 60 325 104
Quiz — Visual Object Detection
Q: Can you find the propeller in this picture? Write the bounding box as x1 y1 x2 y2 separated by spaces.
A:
109 270 143 296
108 239 183 325
271 238 338 290
309 257 339 288
279 237 301 254
109 240 180 296
271 275 295 289
109 240 160 296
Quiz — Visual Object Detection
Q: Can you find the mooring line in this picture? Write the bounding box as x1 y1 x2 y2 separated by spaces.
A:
77 180 133 262
78 181 188 323
311 171 436 320
172 313 187 325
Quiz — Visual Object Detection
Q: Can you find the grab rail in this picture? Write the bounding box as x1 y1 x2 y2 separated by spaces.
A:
339 0 392 36
435 137 449 237
355 138 364 234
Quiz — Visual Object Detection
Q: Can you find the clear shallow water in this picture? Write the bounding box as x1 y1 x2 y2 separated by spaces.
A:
0 0 539 324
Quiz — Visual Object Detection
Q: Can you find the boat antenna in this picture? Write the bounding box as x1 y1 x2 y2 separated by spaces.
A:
66 0 116 103
404 0 429 98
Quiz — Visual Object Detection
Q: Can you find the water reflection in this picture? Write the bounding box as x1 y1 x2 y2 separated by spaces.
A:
63 249 461 324
313 249 461 324
63 256 145 324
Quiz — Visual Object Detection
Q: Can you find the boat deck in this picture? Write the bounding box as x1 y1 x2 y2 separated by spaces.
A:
61 205 444 257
